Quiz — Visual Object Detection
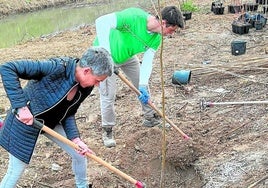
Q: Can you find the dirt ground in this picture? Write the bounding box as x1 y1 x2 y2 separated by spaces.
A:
0 0 268 188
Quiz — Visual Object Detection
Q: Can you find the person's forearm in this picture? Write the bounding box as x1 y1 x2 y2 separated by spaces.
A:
63 115 80 140
139 49 155 85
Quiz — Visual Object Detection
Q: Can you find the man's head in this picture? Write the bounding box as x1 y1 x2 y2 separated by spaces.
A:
161 6 185 29
77 47 113 87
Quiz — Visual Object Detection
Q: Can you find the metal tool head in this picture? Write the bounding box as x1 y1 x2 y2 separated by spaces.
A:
199 98 206 110
199 98 212 110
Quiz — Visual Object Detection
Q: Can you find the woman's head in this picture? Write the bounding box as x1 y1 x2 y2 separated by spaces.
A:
77 47 114 87
79 47 113 76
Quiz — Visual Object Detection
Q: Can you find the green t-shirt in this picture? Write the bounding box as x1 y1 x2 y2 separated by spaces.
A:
94 8 161 64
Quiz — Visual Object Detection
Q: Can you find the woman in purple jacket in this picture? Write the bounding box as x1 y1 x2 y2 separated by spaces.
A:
0 47 113 188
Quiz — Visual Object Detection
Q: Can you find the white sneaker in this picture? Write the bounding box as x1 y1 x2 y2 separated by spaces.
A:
102 127 116 148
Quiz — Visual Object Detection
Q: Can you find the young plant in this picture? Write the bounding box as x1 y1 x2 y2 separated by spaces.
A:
181 0 198 12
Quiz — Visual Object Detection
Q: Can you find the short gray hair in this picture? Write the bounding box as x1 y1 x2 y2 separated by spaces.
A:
79 47 113 76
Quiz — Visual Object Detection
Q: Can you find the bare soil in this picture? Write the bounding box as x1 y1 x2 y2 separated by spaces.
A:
0 1 268 188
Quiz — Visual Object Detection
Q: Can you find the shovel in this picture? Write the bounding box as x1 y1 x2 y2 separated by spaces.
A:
114 69 190 140
33 119 146 188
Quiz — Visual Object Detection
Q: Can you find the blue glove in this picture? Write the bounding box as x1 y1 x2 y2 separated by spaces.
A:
138 86 150 105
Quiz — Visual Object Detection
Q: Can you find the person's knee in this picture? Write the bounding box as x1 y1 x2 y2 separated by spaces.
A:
72 153 87 163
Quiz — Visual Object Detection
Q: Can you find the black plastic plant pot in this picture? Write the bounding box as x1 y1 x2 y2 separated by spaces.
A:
211 2 223 11
213 6 225 15
260 17 267 27
183 12 192 20
255 21 263 30
256 0 267 5
211 2 215 11
243 3 258 11
231 40 247 56
232 22 251 35
251 14 267 28
251 20 267 28
228 5 243 14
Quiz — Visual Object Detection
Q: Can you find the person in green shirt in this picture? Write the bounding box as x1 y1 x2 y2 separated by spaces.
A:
94 6 185 147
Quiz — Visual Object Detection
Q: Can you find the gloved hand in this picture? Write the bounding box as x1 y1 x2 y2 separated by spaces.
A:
138 86 150 105
72 137 94 156
14 106 33 125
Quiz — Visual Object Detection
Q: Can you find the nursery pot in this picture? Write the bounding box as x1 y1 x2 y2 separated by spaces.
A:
228 5 243 14
243 3 258 11
232 22 251 35
255 20 263 30
172 70 191 85
231 40 247 56
213 6 225 15
183 12 192 20
260 17 267 27
256 0 266 5
211 2 223 11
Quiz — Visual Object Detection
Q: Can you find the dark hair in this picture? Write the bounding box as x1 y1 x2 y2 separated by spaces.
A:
161 6 185 28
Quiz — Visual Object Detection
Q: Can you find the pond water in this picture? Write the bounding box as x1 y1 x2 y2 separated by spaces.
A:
0 0 157 49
